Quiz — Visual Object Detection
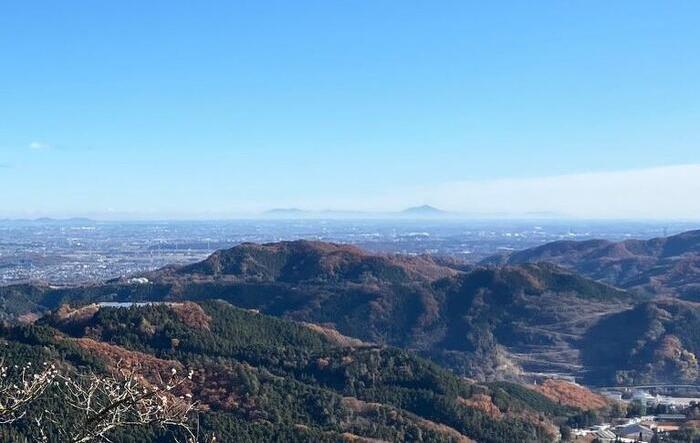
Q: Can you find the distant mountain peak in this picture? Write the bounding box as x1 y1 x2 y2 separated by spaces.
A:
264 208 307 214
399 205 448 216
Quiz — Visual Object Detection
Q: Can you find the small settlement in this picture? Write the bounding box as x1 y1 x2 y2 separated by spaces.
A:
572 387 700 442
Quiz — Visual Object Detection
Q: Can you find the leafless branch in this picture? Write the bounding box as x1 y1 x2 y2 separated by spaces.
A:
1 359 203 442
52 364 197 443
0 361 58 425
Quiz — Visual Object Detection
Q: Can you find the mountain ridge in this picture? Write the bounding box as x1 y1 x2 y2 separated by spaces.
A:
5 233 700 386
484 229 700 299
1 240 634 384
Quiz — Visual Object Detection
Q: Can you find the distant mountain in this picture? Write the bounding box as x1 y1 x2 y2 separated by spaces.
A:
259 205 454 219
484 229 700 299
399 205 449 217
262 208 309 217
264 207 306 213
0 217 96 224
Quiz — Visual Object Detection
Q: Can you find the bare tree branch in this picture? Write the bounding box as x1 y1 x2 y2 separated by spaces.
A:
0 361 58 425
52 365 197 443
1 360 204 442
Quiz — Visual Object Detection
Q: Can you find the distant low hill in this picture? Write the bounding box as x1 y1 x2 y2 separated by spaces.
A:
399 205 449 217
0 217 96 224
258 205 453 219
263 208 308 216
483 229 700 299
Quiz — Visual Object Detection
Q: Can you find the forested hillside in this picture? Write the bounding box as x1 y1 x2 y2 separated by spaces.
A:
4 237 700 387
485 229 700 299
0 301 595 442
581 299 700 385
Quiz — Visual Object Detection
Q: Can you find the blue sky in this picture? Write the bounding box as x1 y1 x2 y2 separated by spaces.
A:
1 1 699 218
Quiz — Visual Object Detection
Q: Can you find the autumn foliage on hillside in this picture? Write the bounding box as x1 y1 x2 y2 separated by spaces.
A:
531 379 609 410
0 300 584 442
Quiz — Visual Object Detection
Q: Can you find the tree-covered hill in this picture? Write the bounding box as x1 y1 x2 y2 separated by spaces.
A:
484 229 700 300
10 237 700 386
160 240 459 284
0 240 642 384
0 301 590 442
580 298 700 385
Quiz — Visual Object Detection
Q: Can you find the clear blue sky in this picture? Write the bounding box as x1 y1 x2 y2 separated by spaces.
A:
1 1 699 218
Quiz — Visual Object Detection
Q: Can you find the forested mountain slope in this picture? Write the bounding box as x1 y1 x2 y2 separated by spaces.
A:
4 238 700 385
484 229 700 299
1 241 638 384
0 301 590 442
580 298 700 385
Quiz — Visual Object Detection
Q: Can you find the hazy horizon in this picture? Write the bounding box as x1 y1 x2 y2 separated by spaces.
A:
2 2 699 219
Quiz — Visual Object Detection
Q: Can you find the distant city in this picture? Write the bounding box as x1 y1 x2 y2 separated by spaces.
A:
1 218 697 285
